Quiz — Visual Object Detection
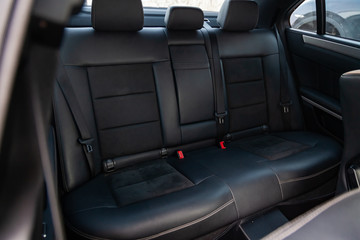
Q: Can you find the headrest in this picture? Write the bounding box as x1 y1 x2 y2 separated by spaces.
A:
92 0 144 31
217 0 259 32
165 6 204 30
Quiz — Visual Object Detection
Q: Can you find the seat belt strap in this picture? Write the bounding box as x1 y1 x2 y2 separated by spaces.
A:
275 26 292 130
56 62 95 177
203 23 227 141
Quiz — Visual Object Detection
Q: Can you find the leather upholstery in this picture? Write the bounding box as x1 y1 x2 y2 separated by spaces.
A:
217 0 259 32
215 28 304 133
338 70 360 192
54 1 342 239
64 161 237 240
165 6 204 30
91 0 144 31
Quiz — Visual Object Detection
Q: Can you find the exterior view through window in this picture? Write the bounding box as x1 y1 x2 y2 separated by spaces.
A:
290 0 360 41
85 0 225 12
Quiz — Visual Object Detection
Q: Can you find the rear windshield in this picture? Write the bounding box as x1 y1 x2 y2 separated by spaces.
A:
85 0 225 12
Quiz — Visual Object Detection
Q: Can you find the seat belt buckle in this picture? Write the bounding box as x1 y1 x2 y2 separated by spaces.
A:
177 150 184 159
280 101 293 113
78 138 94 153
160 148 168 159
215 111 228 124
103 159 115 172
219 141 226 150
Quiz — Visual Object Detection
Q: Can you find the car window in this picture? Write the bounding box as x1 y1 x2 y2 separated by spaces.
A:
85 0 225 12
290 0 360 41
290 0 317 33
325 0 360 41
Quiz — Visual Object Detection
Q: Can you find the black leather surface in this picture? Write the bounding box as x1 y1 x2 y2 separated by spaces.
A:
165 6 204 31
217 0 259 32
257 132 341 199
174 131 341 217
64 167 237 240
338 70 360 192
216 28 303 132
178 147 282 218
61 28 169 66
166 28 217 145
91 0 144 31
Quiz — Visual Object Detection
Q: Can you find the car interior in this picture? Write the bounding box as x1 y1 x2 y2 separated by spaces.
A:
1 0 360 239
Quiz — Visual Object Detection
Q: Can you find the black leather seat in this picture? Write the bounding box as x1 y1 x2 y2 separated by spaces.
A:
263 70 360 240
53 0 342 239
207 0 341 201
56 1 236 239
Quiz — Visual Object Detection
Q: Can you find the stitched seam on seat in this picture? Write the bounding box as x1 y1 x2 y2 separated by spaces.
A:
269 167 284 200
229 101 266 110
279 162 340 184
194 162 240 218
70 206 118 216
94 91 155 100
138 199 235 240
194 175 215 185
63 59 170 67
263 189 360 240
272 134 315 148
99 120 160 132
227 78 263 85
112 172 189 191
221 53 278 60
213 176 240 219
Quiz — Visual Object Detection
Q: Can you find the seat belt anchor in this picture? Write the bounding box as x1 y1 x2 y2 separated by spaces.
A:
160 148 168 159
103 159 115 172
215 111 228 124
280 101 293 113
78 138 94 153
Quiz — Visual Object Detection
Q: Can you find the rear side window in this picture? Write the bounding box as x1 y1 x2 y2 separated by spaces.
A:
85 0 225 12
290 0 317 33
290 0 360 41
325 0 360 41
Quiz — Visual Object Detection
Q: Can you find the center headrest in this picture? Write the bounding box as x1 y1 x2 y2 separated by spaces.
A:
165 6 204 30
217 0 259 32
92 0 144 31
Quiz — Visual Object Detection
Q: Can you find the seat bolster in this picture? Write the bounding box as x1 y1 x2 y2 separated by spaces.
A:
64 175 237 240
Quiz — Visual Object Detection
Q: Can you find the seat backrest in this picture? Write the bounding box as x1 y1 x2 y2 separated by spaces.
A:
165 7 217 145
215 0 303 139
54 0 175 191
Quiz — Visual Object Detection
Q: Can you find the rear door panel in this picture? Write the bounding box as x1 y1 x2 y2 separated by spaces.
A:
286 28 360 140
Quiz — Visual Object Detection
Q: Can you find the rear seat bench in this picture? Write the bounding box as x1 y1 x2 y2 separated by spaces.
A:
54 0 342 239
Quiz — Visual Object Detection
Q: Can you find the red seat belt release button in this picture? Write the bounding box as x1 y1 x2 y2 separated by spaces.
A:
177 150 184 159
219 141 226 150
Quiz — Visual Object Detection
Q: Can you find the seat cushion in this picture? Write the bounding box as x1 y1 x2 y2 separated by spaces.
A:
171 131 341 218
231 131 342 199
63 159 237 240
172 147 283 218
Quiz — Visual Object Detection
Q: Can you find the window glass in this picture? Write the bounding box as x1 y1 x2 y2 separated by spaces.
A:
85 0 225 12
290 0 360 41
290 0 317 33
325 0 360 41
